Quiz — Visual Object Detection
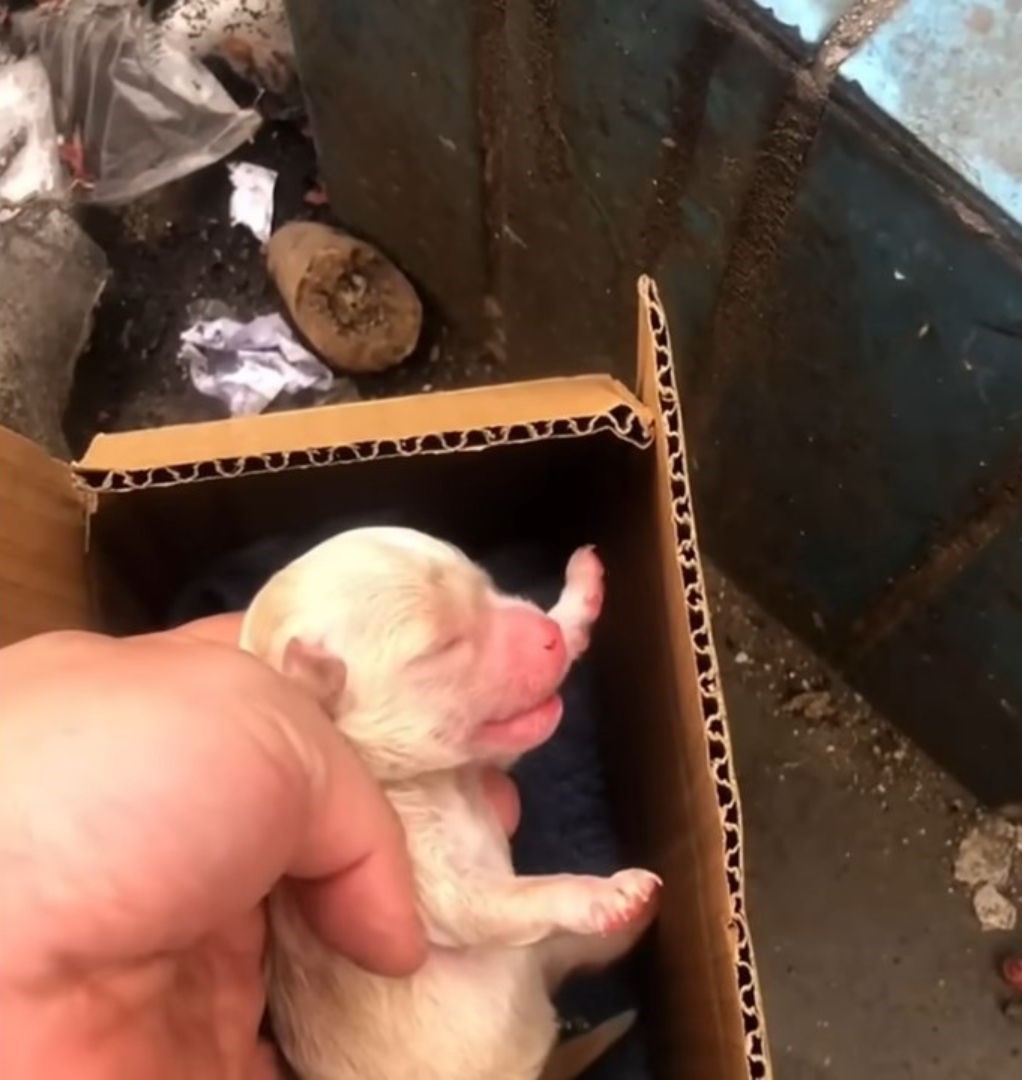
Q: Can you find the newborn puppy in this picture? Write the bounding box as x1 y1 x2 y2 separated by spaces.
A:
240 526 660 1080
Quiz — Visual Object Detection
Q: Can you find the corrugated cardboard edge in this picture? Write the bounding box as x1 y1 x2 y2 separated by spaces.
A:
637 275 771 1079
0 426 92 645
72 376 653 490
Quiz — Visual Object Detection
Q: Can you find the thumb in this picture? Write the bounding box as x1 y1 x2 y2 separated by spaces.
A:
283 723 427 976
176 616 428 976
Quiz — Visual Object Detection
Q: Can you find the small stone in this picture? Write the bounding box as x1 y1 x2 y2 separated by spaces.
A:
955 817 1020 888
783 690 835 722
1001 998 1022 1026
973 883 1017 932
734 651 751 665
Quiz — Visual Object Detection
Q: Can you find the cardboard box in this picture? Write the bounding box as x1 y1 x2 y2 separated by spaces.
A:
0 277 769 1078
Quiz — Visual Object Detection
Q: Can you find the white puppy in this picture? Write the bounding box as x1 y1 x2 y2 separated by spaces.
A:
241 527 660 1080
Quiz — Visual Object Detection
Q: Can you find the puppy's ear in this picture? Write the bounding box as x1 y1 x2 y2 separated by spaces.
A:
281 637 347 714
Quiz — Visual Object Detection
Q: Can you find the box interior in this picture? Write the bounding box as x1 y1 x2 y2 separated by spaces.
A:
83 427 741 1077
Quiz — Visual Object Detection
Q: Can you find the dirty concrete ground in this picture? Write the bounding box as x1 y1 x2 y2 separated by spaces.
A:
64 120 503 457
708 566 1022 1078
55 118 1022 1078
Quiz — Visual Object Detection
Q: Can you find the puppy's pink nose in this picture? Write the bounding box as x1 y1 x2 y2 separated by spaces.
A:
498 605 566 671
536 616 566 661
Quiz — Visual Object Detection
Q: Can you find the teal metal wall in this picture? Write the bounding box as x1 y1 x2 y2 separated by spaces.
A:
287 0 1022 804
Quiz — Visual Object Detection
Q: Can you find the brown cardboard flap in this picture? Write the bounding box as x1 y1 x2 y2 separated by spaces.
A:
74 376 652 485
540 1012 637 1080
0 427 91 645
635 277 770 1077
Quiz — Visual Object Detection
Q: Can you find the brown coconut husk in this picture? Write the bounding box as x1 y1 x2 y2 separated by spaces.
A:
267 221 422 374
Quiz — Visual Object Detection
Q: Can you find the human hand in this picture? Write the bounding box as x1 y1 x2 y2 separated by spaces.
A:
0 616 519 1080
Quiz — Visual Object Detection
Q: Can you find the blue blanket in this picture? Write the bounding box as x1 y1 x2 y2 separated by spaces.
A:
168 522 650 1079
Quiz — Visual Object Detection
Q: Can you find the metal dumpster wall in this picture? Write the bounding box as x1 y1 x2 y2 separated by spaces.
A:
287 0 1022 805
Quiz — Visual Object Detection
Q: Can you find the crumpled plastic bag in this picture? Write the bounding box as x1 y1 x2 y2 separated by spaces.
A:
12 0 261 204
0 54 63 217
180 311 334 416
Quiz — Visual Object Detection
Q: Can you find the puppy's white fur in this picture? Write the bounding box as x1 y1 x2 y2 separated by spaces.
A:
241 527 659 1080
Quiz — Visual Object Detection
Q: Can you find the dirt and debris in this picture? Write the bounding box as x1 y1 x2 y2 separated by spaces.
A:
63 120 504 457
974 882 1018 933
709 566 1022 1076
711 567 952 811
710 566 1022 917
180 309 335 416
954 816 1022 931
955 817 1021 889
782 688 836 722
156 0 298 99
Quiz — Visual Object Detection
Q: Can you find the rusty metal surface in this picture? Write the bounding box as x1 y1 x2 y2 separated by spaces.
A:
285 1 492 347
288 0 1022 801
689 99 1022 800
288 0 795 383
842 0 1022 227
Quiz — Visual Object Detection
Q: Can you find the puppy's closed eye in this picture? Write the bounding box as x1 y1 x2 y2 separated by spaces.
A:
412 633 469 663
406 565 486 664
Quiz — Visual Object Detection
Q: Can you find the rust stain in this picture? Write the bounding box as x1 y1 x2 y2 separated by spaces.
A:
688 0 907 452
688 71 827 451
966 3 995 32
846 446 1022 662
814 0 905 75
472 0 510 332
860 0 1022 217
637 17 732 272
524 0 569 183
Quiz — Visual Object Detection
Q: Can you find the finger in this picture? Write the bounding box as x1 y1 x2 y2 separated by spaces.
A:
169 618 424 972
285 728 427 977
169 612 245 646
250 1041 284 1080
480 769 520 836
